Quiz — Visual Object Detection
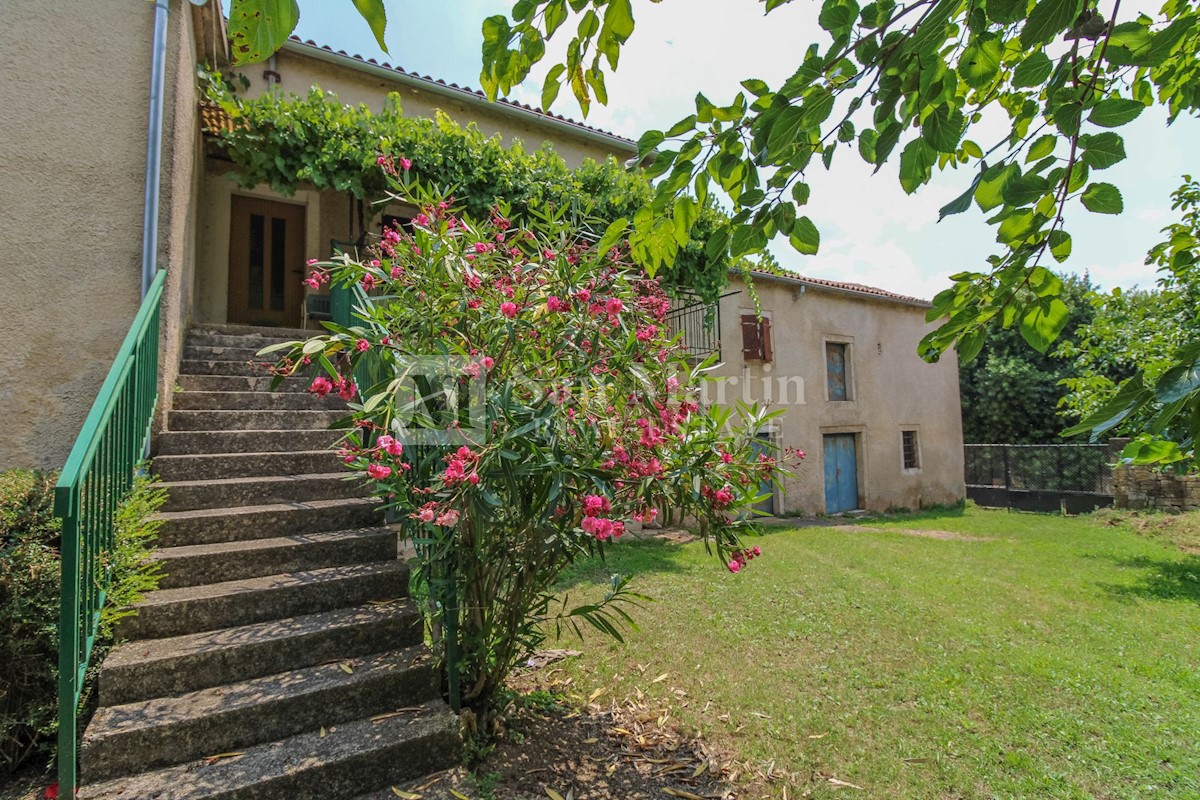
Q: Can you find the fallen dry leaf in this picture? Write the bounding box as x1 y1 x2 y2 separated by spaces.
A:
203 752 243 766
449 790 472 800
662 789 705 800
339 663 354 674
545 788 566 800
827 777 865 790
390 789 422 800
652 672 670 684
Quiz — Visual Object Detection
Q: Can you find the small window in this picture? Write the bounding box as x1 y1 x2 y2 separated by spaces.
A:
902 430 920 470
826 342 850 400
740 314 773 362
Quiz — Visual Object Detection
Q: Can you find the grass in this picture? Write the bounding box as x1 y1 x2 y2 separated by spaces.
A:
548 506 1200 799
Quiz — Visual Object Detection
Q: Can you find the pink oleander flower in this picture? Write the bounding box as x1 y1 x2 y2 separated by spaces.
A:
309 376 333 397
416 504 436 523
727 560 742 574
500 302 518 319
390 266 404 279
752 545 762 557
361 274 377 291
720 451 733 464
582 494 612 518
377 435 403 456
304 274 321 290
414 213 430 227
480 355 495 370
636 324 657 342
337 379 357 401
367 463 392 480
306 258 319 266
356 339 370 352
576 288 591 303
546 295 567 313
436 509 461 527
399 156 412 171
712 486 734 509
605 297 624 315
467 472 480 485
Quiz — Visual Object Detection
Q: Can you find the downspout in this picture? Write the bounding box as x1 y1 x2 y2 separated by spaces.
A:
140 0 170 298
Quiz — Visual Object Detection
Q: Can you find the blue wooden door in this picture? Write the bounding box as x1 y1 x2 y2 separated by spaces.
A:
823 434 859 513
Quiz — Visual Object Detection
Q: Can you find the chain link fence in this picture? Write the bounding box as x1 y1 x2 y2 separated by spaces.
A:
964 443 1116 513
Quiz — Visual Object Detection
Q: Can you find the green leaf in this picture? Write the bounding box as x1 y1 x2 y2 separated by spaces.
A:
350 0 389 53
1011 51 1053 87
1020 0 1082 48
596 217 629 255
1002 174 1051 206
1048 230 1072 262
602 0 635 42
1155 343 1200 404
665 114 698 138
899 139 936 193
1079 132 1126 170
673 196 699 246
975 163 1019 211
789 216 820 255
229 0 301 65
1062 374 1150 437
1026 134 1057 162
741 78 771 97
636 130 664 158
792 182 812 206
1081 182 1123 214
939 170 985 221
1019 298 1069 352
921 105 966 153
960 34 1003 88
541 64 566 110
986 0 1025 24
1087 98 1144 128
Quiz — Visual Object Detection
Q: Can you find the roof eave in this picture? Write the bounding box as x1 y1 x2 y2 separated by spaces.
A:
279 40 638 156
730 268 932 309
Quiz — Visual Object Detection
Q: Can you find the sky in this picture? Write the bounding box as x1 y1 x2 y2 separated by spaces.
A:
264 0 1198 301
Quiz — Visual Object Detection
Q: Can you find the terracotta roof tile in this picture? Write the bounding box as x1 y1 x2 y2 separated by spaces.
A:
744 268 931 307
285 37 635 149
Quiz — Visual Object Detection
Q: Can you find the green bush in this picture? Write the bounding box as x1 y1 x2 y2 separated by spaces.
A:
0 470 165 775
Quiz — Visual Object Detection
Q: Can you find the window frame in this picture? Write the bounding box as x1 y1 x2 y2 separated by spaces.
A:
740 311 774 363
901 428 922 472
823 338 854 402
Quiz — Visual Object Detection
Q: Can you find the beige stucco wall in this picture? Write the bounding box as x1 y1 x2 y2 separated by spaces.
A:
0 1 206 470
0 5 150 468
709 276 965 514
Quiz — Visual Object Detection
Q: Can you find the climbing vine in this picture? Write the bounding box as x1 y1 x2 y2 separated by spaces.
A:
202 73 744 303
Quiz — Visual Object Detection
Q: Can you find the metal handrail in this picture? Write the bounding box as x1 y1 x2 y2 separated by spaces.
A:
54 269 166 795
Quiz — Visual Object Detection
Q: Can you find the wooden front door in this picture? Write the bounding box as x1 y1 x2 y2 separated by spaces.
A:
227 196 305 327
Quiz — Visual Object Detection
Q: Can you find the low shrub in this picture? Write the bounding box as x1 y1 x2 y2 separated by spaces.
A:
0 470 165 775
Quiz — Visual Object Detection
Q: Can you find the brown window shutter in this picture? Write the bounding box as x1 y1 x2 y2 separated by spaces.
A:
761 317 773 362
741 314 762 360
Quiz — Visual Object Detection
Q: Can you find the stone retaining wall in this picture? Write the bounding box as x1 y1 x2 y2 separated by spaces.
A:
1113 465 1200 511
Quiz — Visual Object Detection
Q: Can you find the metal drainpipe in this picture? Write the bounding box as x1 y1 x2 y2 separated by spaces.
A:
140 0 170 298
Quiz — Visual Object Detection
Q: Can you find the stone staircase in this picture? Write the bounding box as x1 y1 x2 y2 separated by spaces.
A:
80 324 460 799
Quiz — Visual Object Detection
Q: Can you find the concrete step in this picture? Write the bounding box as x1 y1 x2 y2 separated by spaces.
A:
155 429 342 456
155 497 382 548
80 703 461 800
155 528 396 589
188 323 315 342
176 374 308 393
168 409 343 432
184 344 299 362
101 601 421 706
172 391 344 412
83 646 439 783
179 359 278 377
153 450 341 482
160 472 367 513
117 561 408 641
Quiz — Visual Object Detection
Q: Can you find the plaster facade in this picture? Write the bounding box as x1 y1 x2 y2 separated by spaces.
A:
706 275 965 514
0 1 208 470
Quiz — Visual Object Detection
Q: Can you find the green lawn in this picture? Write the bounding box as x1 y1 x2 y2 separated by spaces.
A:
548 507 1200 799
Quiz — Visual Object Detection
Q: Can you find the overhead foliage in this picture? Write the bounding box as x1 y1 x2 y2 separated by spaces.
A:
960 274 1096 444
227 0 388 64
1060 178 1200 465
203 76 739 303
475 0 1200 459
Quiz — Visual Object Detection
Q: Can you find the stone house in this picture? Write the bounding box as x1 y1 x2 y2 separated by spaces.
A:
670 270 965 514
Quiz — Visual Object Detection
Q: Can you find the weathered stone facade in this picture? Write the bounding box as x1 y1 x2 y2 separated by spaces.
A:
1114 465 1200 511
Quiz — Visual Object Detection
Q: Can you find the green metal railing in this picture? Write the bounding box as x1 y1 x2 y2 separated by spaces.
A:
54 269 166 795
